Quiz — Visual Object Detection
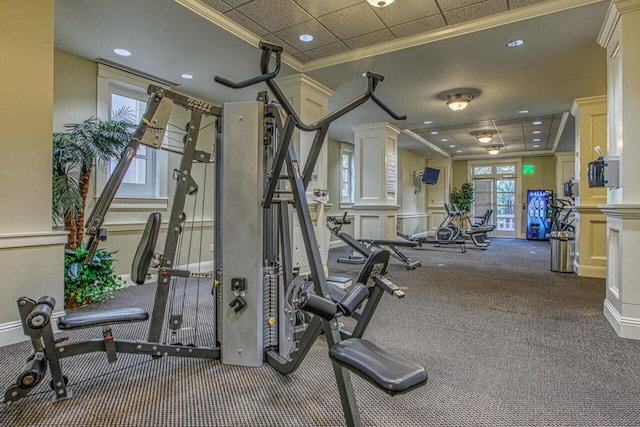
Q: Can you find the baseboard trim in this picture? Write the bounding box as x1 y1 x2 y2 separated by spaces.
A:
0 311 65 347
603 298 640 340
575 263 606 278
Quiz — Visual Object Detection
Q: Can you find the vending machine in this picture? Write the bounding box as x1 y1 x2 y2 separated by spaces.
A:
526 190 553 240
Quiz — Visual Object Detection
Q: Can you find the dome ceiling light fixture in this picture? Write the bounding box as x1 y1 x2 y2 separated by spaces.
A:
472 131 494 144
446 94 473 112
487 146 501 155
367 0 395 7
437 88 481 112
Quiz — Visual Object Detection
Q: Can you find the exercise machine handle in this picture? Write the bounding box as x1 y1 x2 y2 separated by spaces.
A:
213 42 282 88
214 42 406 131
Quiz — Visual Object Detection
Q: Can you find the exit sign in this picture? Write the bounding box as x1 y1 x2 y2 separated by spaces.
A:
523 164 535 175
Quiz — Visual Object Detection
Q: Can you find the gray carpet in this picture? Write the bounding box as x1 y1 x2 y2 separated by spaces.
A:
1 238 640 426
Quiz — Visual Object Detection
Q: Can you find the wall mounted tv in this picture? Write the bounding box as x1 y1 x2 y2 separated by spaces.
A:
422 167 440 185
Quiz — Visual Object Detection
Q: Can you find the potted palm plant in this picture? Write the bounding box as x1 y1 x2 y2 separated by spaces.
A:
52 108 136 307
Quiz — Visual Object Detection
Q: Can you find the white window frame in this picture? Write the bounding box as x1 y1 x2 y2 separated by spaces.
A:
340 143 355 206
96 64 168 209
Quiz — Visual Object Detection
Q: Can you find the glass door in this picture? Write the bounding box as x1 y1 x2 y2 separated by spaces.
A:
472 179 494 229
495 179 516 238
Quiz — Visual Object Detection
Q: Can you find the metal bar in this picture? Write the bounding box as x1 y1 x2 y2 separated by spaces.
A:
147 110 203 343
302 125 329 189
278 203 293 291
56 340 220 359
147 84 221 116
262 115 295 209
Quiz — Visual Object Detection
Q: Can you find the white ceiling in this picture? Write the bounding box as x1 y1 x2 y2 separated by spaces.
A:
54 0 608 160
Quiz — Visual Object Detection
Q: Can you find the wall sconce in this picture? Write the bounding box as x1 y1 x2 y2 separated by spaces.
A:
472 131 494 143
367 0 395 7
446 94 474 112
487 146 501 155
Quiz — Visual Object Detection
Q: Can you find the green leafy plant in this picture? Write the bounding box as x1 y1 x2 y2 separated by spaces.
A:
64 243 124 308
450 181 475 212
53 108 135 250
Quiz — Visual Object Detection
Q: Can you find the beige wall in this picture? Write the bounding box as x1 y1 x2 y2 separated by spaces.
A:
451 160 468 191
1 0 55 233
397 150 427 234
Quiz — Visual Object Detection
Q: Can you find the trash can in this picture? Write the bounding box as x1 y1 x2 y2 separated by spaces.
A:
550 231 575 273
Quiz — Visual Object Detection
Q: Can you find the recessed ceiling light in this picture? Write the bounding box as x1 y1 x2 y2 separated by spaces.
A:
506 39 525 48
181 73 194 80
533 144 540 148
423 120 433 125
449 144 456 148
456 150 462 153
533 138 540 142
532 130 541 134
441 138 448 142
113 48 131 56
431 131 438 135
532 121 542 125
518 110 529 114
367 0 395 7
299 34 314 42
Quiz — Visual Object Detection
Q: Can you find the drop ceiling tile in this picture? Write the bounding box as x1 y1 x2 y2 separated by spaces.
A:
263 34 300 55
292 0 362 17
237 0 312 33
344 29 395 50
274 20 339 52
510 0 546 9
437 0 486 12
224 10 270 36
292 52 312 62
372 0 440 27
201 0 231 13
304 42 350 60
443 0 508 25
317 3 386 40
390 14 446 38
222 0 253 7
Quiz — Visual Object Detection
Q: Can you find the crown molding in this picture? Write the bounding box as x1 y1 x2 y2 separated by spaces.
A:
277 74 334 98
352 122 401 135
402 130 451 159
599 204 640 219
570 94 607 116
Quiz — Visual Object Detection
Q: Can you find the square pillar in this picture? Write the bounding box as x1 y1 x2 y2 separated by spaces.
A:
597 0 640 339
351 123 400 240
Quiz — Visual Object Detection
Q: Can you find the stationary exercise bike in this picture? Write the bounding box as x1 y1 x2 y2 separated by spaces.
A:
435 203 463 241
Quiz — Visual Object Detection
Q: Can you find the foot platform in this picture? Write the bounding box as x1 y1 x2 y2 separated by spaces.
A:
329 338 427 395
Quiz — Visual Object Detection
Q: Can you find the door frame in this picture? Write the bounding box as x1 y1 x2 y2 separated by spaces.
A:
468 159 523 239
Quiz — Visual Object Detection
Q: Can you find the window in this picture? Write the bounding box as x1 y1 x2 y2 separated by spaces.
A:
496 165 515 174
96 64 168 206
110 86 156 198
340 145 354 204
474 166 492 175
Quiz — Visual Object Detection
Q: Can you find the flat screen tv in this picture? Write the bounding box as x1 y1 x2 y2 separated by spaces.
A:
422 167 440 185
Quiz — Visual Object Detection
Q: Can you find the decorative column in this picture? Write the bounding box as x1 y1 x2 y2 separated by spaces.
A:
570 96 607 278
597 0 640 339
277 74 333 200
0 0 67 345
351 123 400 240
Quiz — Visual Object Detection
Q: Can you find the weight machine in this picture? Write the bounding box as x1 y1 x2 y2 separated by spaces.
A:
3 42 427 426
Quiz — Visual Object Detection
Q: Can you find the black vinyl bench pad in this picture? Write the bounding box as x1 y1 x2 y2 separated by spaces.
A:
58 308 149 330
329 338 427 395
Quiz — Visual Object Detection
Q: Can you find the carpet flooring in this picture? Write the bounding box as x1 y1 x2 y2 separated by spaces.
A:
1 238 639 426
